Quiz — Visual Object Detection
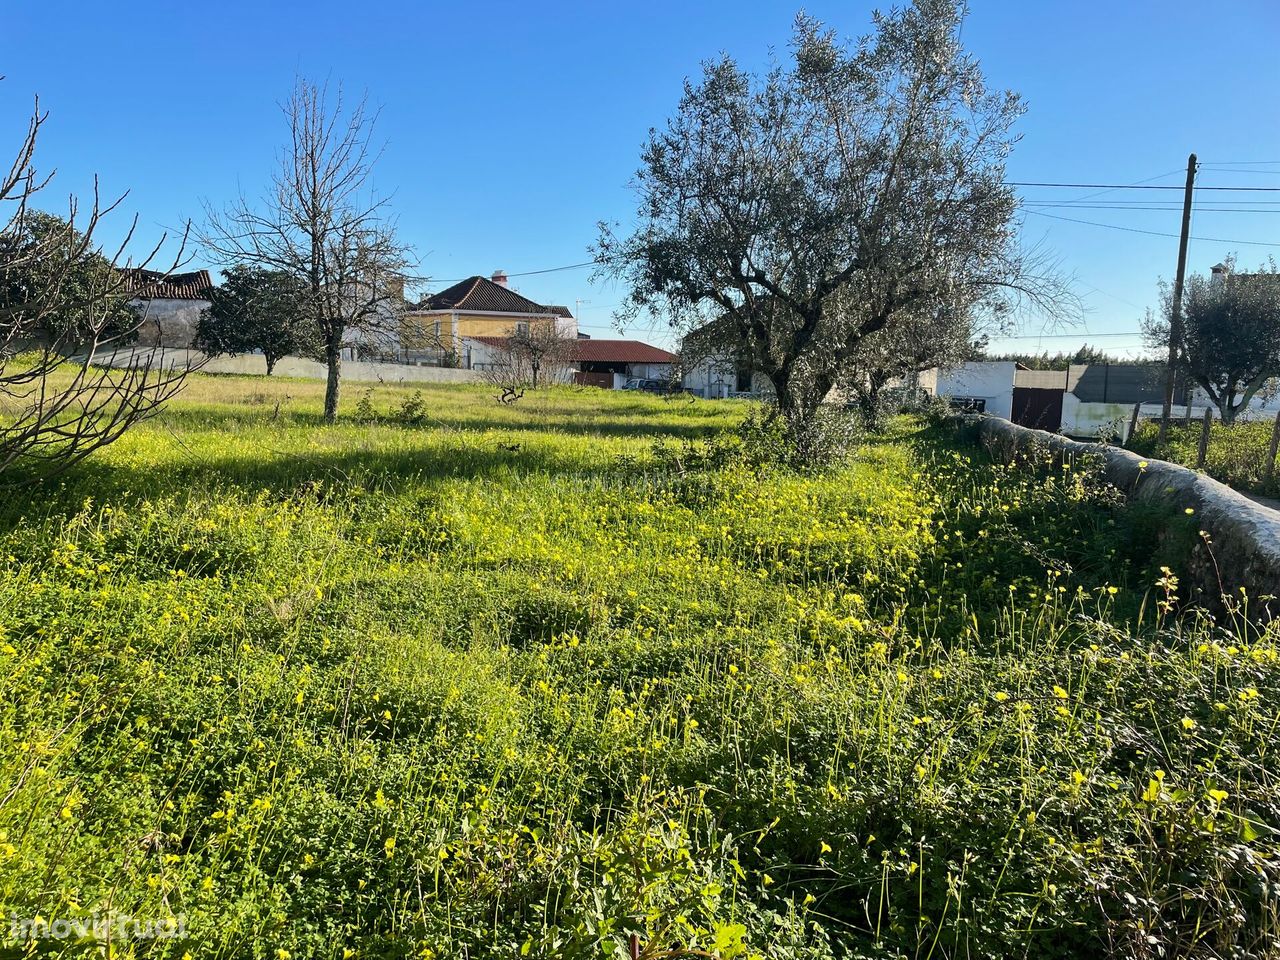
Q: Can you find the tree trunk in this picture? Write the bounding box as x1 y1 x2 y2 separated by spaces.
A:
323 346 341 423
265 356 277 376
856 387 881 431
771 369 827 463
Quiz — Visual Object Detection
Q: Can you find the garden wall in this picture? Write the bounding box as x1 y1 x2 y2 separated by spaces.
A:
973 415 1280 617
93 348 484 385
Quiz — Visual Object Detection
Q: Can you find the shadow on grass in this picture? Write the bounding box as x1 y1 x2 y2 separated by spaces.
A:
0 442 635 524
0 410 734 528
154 404 732 442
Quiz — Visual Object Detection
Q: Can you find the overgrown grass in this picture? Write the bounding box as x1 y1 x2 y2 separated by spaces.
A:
1 375 1278 959
1130 417 1280 500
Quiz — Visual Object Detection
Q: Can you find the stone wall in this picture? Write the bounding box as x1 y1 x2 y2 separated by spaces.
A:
973 416 1280 618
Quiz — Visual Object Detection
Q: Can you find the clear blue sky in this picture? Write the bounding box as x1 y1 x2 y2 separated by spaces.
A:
3 0 1279 353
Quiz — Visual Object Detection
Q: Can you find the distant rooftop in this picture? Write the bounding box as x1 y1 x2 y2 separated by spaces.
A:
414 275 573 318
466 335 675 364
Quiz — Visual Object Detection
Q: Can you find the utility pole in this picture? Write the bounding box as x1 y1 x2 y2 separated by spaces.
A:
1159 153 1197 444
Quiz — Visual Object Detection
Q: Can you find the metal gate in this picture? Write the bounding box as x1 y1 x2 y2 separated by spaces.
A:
1011 387 1063 431
574 371 613 389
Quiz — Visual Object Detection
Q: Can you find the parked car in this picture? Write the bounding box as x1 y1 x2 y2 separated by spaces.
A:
621 378 669 393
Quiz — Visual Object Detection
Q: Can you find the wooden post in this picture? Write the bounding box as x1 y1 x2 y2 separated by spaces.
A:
1126 402 1141 447
1196 406 1212 469
629 933 641 960
1266 410 1280 488
1159 153 1198 444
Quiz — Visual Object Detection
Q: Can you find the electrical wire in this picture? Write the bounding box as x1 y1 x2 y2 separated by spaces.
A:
1023 210 1280 247
1011 181 1280 192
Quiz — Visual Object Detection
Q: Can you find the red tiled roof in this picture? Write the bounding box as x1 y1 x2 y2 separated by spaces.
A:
466 335 675 364
572 339 676 363
417 276 566 316
123 269 215 301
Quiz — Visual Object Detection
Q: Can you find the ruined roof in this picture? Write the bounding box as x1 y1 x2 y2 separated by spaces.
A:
123 269 215 301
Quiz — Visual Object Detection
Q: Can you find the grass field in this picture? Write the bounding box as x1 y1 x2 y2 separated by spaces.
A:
2 375 1278 959
1130 417 1280 500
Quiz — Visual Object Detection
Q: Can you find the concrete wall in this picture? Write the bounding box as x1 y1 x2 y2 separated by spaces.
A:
934 361 1016 420
682 354 775 399
682 356 735 398
130 299 209 349
1061 395 1145 441
96 348 484 384
1190 385 1280 420
973 415 1280 618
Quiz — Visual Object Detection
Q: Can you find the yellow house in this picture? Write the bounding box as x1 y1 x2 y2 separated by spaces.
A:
403 271 576 363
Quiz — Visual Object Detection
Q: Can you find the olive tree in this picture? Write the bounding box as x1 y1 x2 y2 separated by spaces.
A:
1144 257 1280 425
596 1 1064 459
839 298 980 430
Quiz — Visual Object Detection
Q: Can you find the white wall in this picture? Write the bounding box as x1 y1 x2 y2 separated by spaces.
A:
95 348 484 384
1060 394 1140 441
682 356 735 398
932 361 1015 420
1189 385 1280 420
130 299 209 349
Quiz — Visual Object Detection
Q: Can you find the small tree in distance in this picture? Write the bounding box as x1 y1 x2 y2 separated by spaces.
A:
839 301 981 431
200 79 413 422
480 325 578 398
0 211 139 347
195 266 318 374
1144 257 1280 425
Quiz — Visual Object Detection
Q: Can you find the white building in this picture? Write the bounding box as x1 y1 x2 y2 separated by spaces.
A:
931 361 1016 420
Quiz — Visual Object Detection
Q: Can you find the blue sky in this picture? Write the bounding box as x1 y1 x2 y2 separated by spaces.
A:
3 0 1279 353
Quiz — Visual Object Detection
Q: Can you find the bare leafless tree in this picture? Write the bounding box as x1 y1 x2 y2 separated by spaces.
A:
479 324 579 395
200 79 413 422
0 94 192 484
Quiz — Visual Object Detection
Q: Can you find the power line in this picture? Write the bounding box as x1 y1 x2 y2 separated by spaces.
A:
1199 167 1280 175
1022 200 1280 207
1012 181 1280 192
1023 203 1280 213
1023 209 1280 247
424 260 598 287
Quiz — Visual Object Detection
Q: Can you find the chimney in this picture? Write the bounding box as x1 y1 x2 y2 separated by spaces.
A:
491 270 508 288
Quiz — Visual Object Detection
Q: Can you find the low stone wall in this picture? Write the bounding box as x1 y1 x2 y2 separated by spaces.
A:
93 348 484 385
973 416 1280 617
